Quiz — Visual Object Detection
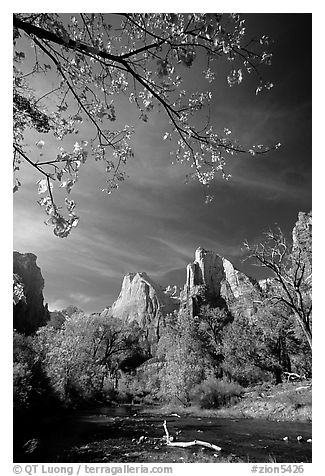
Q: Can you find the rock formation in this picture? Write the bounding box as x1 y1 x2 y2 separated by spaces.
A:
48 306 84 329
106 249 262 345
181 247 260 316
107 272 179 349
13 252 50 334
258 211 312 295
164 285 181 298
292 211 312 255
292 211 312 283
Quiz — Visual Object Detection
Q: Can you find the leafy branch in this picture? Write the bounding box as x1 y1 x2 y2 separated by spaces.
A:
13 13 277 237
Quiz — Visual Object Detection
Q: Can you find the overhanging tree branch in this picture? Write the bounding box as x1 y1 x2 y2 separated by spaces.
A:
13 13 277 237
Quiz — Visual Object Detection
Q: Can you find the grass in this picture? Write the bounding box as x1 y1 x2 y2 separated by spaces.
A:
143 380 312 422
218 379 312 421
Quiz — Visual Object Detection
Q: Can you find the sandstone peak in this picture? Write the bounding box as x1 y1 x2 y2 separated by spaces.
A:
109 270 179 349
122 271 160 288
182 246 260 315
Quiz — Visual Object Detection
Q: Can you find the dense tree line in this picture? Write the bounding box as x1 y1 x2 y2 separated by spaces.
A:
14 294 311 416
14 216 312 413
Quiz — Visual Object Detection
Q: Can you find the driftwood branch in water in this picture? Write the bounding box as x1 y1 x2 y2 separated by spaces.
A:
163 420 221 451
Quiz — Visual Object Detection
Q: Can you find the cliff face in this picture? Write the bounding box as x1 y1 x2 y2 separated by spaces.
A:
182 247 260 316
109 272 179 347
13 252 50 334
292 211 312 252
108 249 261 340
292 211 312 278
258 211 312 294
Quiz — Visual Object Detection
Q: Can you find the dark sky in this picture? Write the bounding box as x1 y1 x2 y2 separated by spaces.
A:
13 13 312 313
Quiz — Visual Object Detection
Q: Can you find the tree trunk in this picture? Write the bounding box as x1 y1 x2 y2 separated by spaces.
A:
296 312 312 351
279 333 291 373
274 367 283 385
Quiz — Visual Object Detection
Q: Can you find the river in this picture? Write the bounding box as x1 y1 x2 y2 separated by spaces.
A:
15 406 312 463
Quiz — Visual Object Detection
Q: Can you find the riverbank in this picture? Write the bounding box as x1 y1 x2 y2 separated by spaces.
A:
143 380 312 422
14 381 312 463
15 408 312 463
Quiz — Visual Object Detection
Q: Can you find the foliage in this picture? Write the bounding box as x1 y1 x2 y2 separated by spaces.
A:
190 377 243 409
196 305 232 369
118 359 163 404
221 299 311 385
13 13 278 236
13 361 33 411
283 318 312 378
244 225 312 350
13 219 312 406
35 312 128 403
13 273 25 305
13 332 37 411
47 305 85 329
13 301 312 410
117 320 152 371
47 310 66 329
157 310 211 404
13 331 58 414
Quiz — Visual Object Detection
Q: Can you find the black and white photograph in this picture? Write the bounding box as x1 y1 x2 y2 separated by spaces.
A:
12 6 313 468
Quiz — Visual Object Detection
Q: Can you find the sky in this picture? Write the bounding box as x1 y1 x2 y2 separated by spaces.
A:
13 12 312 314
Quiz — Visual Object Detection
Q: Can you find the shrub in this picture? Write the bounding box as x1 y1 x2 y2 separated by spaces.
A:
13 333 60 416
101 381 118 403
191 377 244 409
223 363 270 387
115 390 133 404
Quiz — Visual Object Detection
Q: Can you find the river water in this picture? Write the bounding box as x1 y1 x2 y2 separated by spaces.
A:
17 406 312 463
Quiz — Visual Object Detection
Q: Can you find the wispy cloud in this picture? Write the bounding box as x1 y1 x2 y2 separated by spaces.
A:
231 170 310 201
13 15 311 314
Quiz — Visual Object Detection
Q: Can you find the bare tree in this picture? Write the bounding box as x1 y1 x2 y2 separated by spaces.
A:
244 227 312 350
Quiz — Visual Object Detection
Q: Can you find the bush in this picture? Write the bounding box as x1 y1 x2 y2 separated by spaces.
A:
116 360 164 404
190 377 244 409
100 381 118 403
13 331 62 416
223 363 270 387
114 390 133 404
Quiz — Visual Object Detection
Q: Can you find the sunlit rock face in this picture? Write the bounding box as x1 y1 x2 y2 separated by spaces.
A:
292 211 312 278
291 211 312 302
13 252 50 334
163 285 181 298
292 211 312 254
110 272 179 346
182 247 260 315
185 248 225 298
